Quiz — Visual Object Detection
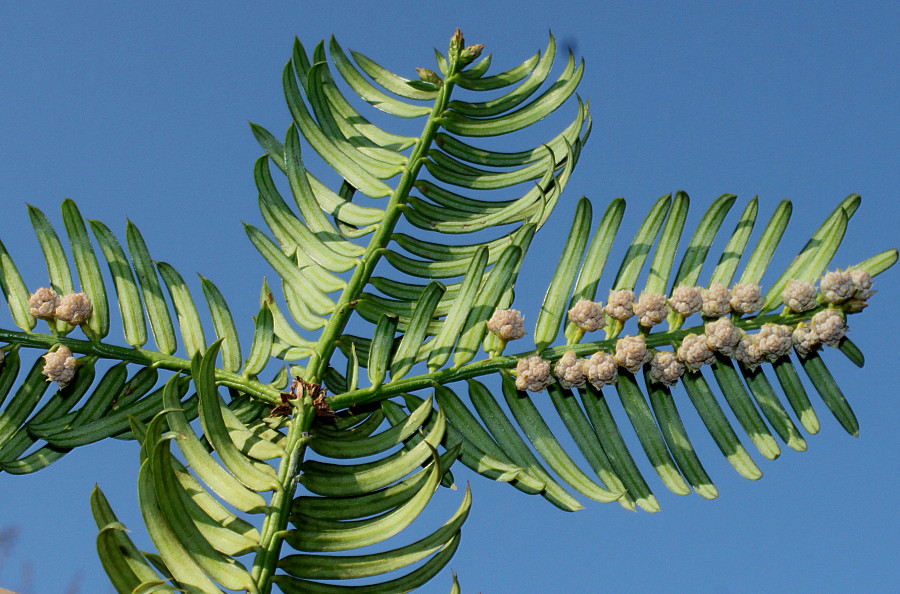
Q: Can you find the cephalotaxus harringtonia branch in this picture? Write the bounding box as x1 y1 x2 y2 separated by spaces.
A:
2 27 897 594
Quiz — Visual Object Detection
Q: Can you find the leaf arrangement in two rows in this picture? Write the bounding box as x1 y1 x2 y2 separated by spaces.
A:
0 30 895 593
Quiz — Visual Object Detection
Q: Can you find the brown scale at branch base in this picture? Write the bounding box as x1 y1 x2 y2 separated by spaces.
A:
270 377 332 418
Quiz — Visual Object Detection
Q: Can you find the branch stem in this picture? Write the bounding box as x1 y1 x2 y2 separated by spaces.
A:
304 72 460 386
251 395 314 592
250 51 466 594
327 307 825 410
0 327 280 403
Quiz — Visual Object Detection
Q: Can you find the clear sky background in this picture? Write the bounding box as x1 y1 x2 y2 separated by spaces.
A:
1 2 898 593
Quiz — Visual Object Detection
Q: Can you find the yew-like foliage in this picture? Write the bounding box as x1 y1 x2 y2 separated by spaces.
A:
0 31 894 593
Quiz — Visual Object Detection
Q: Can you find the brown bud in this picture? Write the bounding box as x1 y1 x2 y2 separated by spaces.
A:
843 298 869 314
449 28 464 57
416 67 442 86
459 44 485 66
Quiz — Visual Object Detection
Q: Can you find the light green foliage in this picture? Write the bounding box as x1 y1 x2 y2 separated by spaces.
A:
0 30 895 593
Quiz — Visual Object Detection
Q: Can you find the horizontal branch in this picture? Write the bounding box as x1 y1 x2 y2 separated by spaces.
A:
326 308 821 410
0 327 281 404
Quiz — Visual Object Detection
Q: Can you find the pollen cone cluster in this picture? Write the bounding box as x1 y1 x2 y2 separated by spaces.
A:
28 288 93 325
504 270 875 393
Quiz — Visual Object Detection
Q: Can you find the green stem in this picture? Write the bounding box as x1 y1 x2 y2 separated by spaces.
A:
305 73 460 385
250 58 465 594
0 327 280 403
251 395 314 592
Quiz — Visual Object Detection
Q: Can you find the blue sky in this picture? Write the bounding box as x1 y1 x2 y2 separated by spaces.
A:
1 2 898 592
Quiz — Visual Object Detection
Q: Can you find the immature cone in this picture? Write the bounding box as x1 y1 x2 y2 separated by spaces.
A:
29 287 59 320
781 280 818 313
792 324 818 358
42 345 77 387
648 351 685 386
820 269 855 304
845 268 875 312
849 268 874 300
587 352 618 388
614 335 650 373
701 283 732 318
55 292 93 325
705 317 742 356
567 298 606 332
669 285 703 318
486 309 526 342
810 309 846 347
677 333 716 372
734 334 763 370
633 293 669 327
730 283 765 315
514 355 553 392
754 324 793 362
554 351 587 389
605 290 635 322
